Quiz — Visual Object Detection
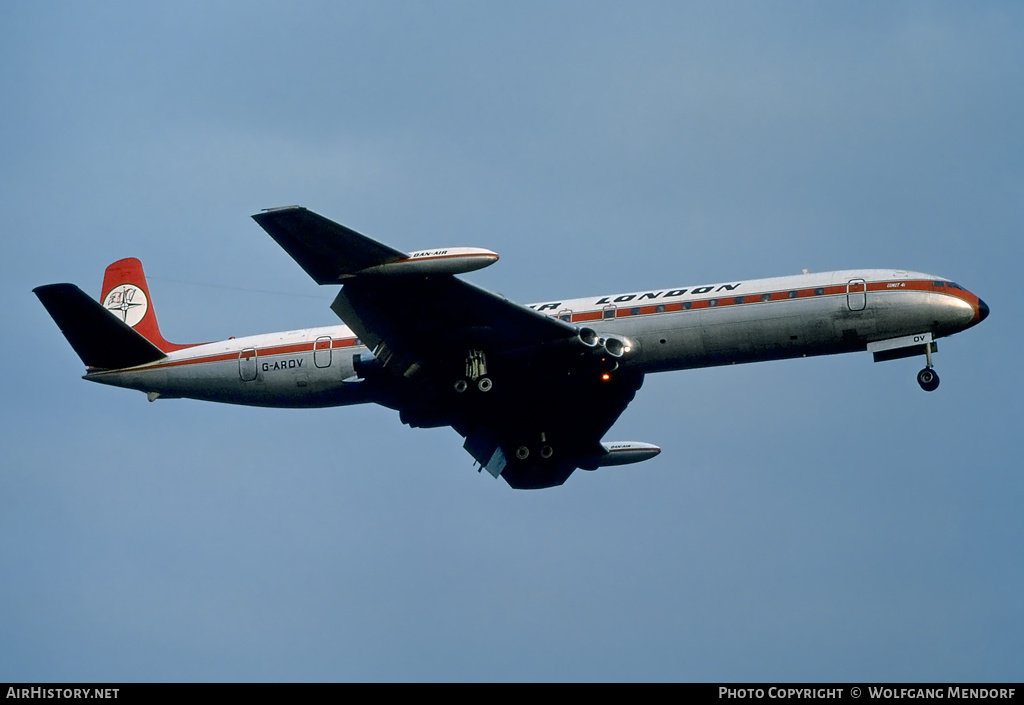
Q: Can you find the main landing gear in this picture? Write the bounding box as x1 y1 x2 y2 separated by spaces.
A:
454 349 492 394
917 341 940 392
515 433 554 462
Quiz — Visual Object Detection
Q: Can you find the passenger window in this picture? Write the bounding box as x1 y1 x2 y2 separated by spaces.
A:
683 302 692 310
630 307 641 315
655 304 666 313
761 293 771 302
814 288 824 295
734 296 745 304
788 290 798 299
708 299 718 307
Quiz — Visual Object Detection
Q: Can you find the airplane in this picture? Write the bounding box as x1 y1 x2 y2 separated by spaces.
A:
34 206 990 489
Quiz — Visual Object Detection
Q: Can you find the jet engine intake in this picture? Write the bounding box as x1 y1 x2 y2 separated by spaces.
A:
601 335 635 358
574 329 636 357
577 327 599 348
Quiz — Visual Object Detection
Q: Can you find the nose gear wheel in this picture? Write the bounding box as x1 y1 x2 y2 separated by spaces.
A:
917 368 939 392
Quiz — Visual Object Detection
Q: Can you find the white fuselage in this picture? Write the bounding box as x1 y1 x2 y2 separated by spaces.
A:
85 269 983 406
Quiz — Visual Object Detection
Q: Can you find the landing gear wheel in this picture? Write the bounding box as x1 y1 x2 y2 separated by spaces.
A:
515 445 530 460
453 379 468 394
477 377 493 392
539 445 554 459
917 368 940 392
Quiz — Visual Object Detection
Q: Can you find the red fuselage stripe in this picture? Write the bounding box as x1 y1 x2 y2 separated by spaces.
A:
101 279 979 374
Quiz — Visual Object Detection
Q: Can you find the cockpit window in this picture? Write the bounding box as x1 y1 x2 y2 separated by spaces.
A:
932 281 946 287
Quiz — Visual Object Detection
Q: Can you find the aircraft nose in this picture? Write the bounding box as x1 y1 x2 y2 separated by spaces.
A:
977 298 990 323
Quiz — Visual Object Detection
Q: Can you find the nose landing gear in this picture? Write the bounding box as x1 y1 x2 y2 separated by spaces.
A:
917 341 940 392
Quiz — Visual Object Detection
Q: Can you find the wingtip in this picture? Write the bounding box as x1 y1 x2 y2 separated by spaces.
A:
254 205 306 217
33 282 75 297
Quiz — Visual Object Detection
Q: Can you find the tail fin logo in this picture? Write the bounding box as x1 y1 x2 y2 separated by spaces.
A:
103 284 149 328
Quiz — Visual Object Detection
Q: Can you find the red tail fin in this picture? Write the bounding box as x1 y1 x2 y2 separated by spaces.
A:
100 258 189 352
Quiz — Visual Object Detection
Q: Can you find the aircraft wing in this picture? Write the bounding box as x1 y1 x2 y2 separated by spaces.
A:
253 207 644 489
252 206 408 283
331 272 576 352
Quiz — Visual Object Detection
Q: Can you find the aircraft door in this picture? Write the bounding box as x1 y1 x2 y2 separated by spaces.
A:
239 347 258 382
314 336 332 368
847 278 867 311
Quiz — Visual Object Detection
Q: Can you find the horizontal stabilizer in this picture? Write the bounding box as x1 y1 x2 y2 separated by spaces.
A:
252 206 408 284
34 284 166 369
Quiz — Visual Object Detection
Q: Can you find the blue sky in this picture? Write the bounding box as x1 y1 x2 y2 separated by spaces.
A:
2 1 1021 682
